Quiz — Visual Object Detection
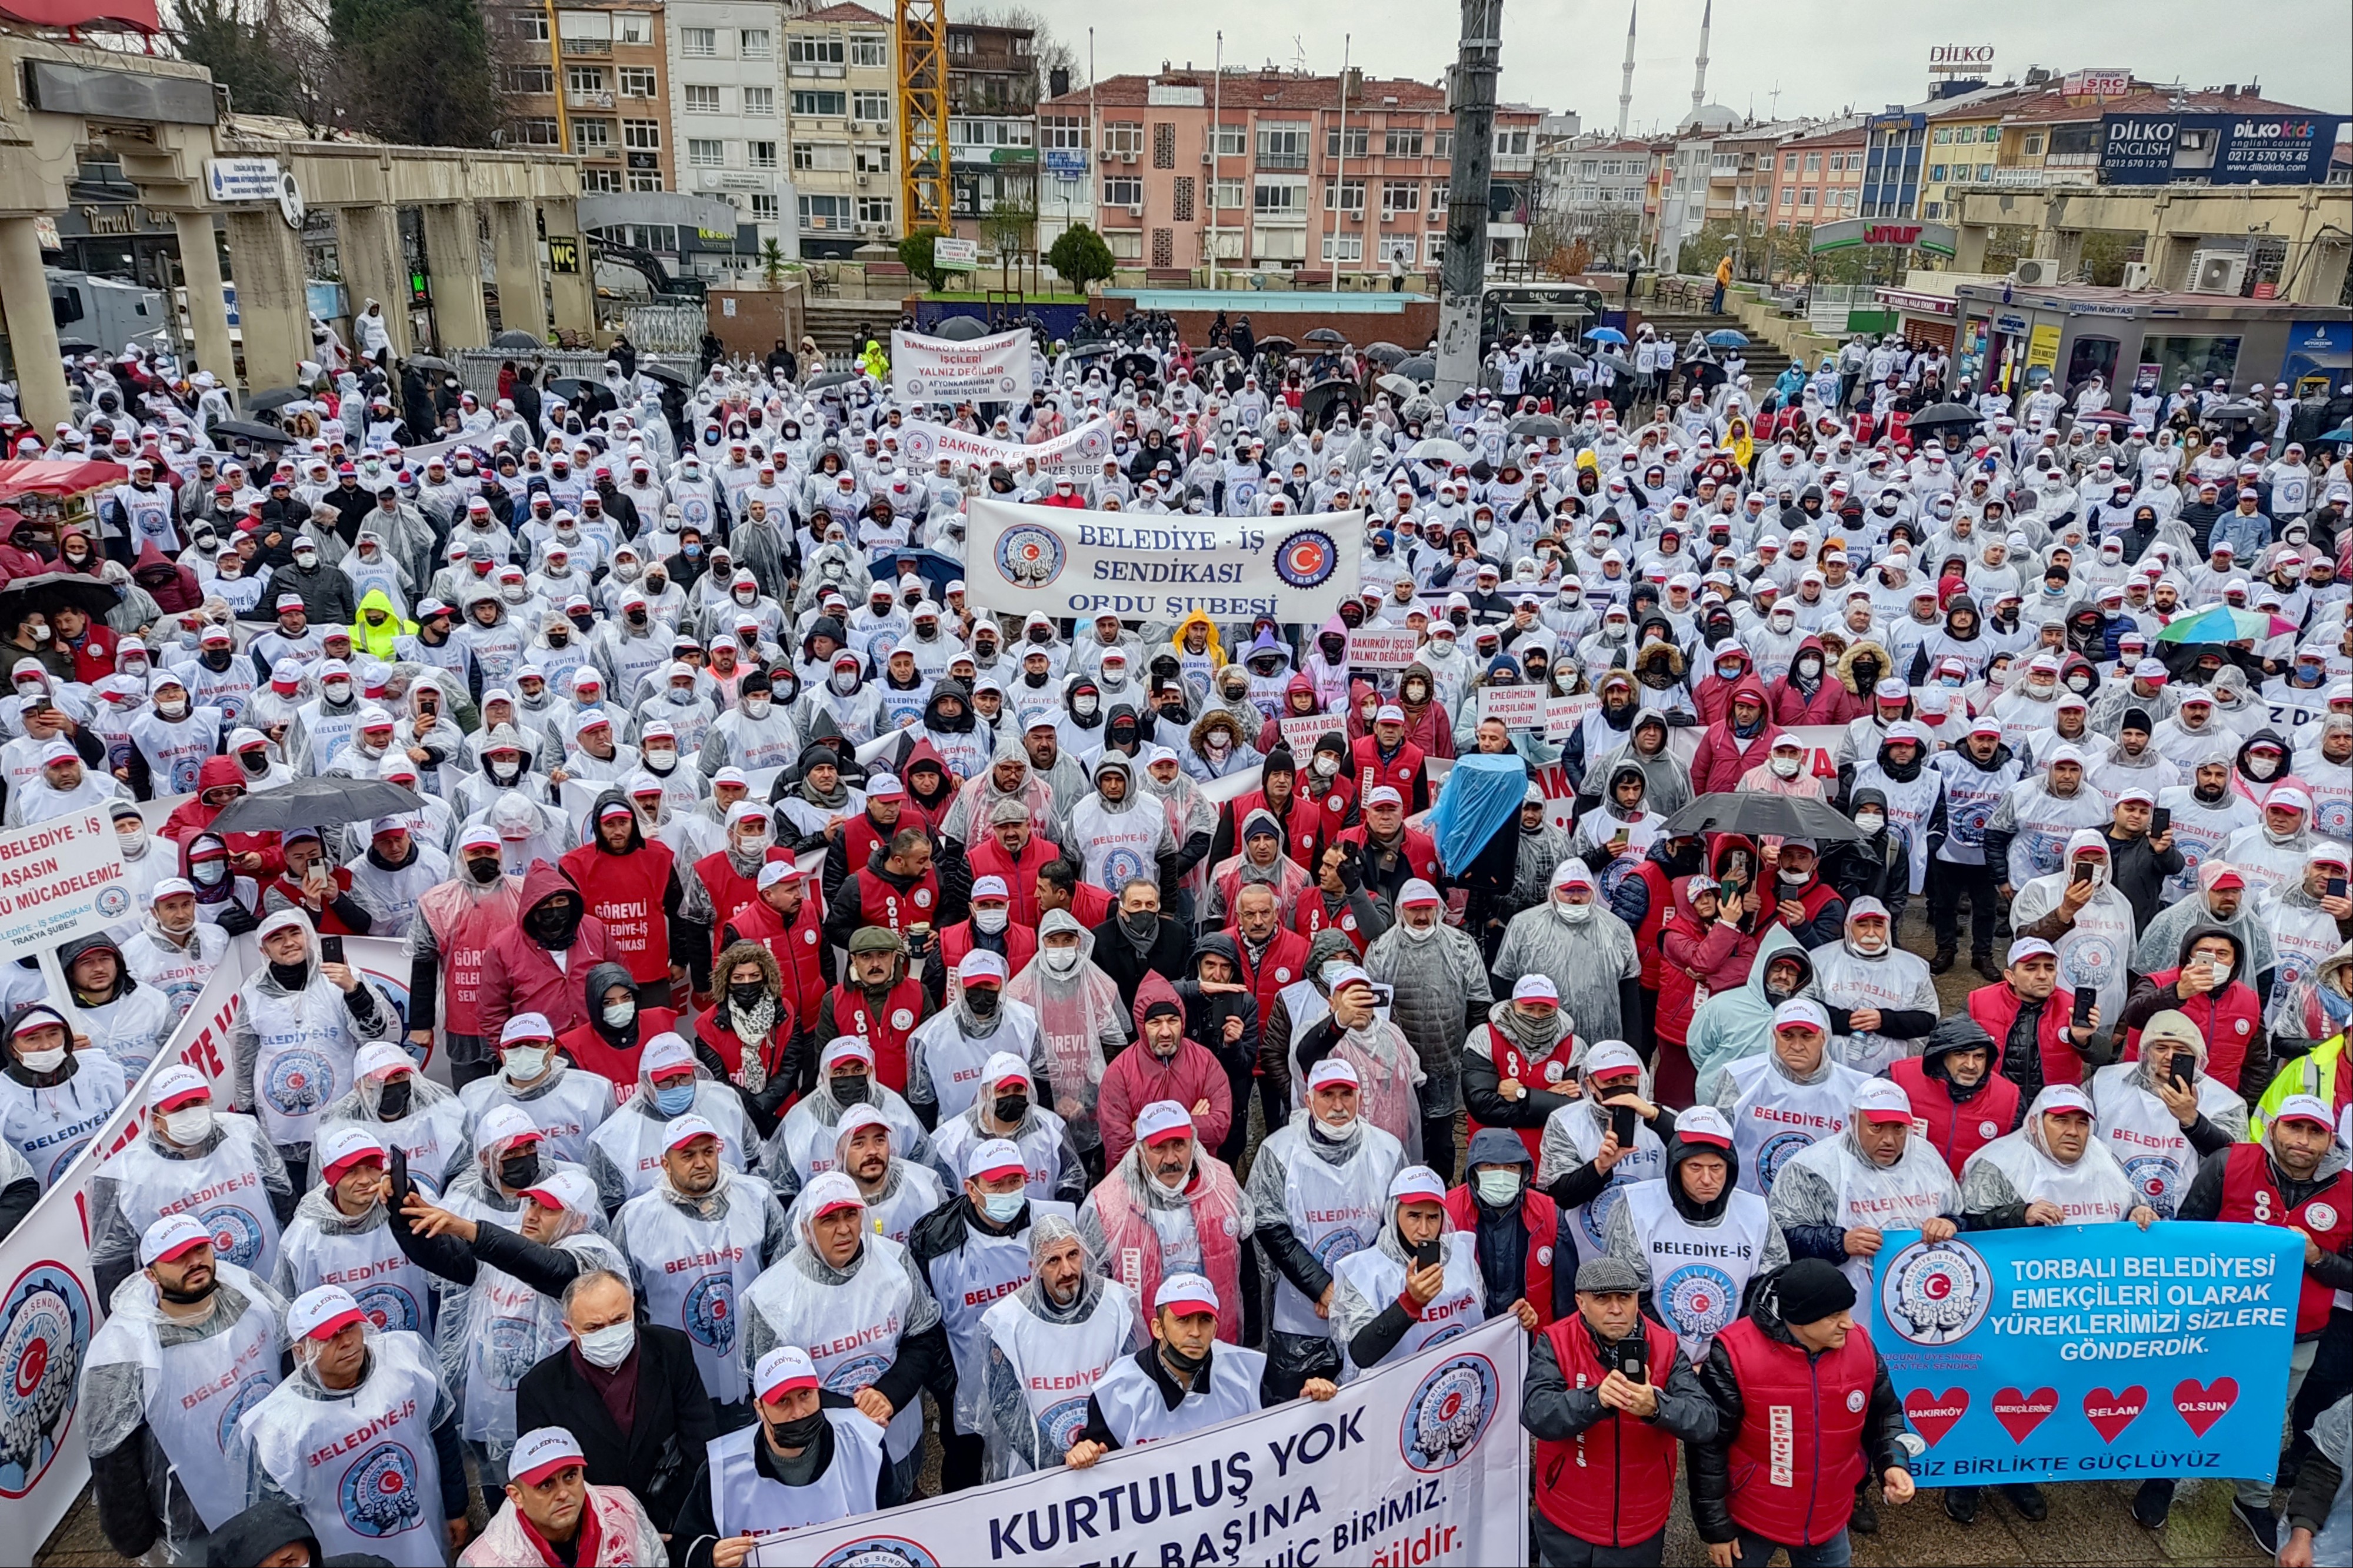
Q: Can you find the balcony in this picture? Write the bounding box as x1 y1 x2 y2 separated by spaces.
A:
1256 152 1308 171
560 36 610 54
569 89 615 109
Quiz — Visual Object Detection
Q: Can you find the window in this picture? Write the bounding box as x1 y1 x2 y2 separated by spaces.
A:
1933 127 1951 144
513 12 546 40
946 29 974 54
800 193 849 229
1213 124 1247 157
1777 185 1793 207
855 195 892 225
1799 188 1816 209
1105 229 1142 261
2023 132 2044 155
749 139 777 169
618 66 655 97
1252 228 1305 262
854 145 889 174
792 91 846 117
581 167 621 192
628 169 663 191
1104 121 1143 155
1432 129 1452 159
1256 122 1309 169
680 26 716 57
1428 180 1448 213
504 64 552 93
566 64 604 92
684 85 721 114
1802 151 1821 173
1977 163 1993 181
1153 122 1175 168
1042 115 1086 150
792 141 849 172
852 91 890 122
1381 180 1419 214
1928 164 1947 182
1379 233 1416 263
1322 176 1365 214
1211 178 1244 209
1172 176 1194 221
1327 125 1368 159
739 27 768 58
512 116 559 145
572 118 611 151
788 36 842 65
1102 175 1143 208
688 139 725 168
1384 125 1423 159
1494 129 1529 155
1253 175 1306 215
1923 201 1942 219
1322 232 1363 262
744 86 774 117
750 193 779 221
616 12 649 44
623 118 661 149
851 35 886 67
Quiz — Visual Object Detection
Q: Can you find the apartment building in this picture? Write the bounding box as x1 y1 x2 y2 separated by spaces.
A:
945 21 1039 249
495 4 678 202
1487 105 1544 265
1766 121 1865 229
783 0 898 255
1648 104 1739 262
1708 120 1808 236
1035 68 1472 283
665 0 788 258
1536 137 1655 255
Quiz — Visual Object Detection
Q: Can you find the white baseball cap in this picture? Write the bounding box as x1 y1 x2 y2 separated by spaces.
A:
139 1212 213 1266
1134 1100 1195 1146
1155 1270 1220 1317
510 1426 588 1486
287 1284 369 1343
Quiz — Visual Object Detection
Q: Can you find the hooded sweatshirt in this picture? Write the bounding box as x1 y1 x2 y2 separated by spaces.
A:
478 860 626 1042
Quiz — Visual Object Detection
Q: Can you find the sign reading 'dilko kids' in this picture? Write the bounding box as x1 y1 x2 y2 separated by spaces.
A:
1867 1222 2302 1484
968 495 1367 625
0 810 132 952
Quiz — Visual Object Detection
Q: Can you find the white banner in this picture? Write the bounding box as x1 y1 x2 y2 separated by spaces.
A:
891 326 1035 404
968 496 1366 626
751 1315 1528 1567
895 416 1115 476
0 811 133 953
0 930 419 1562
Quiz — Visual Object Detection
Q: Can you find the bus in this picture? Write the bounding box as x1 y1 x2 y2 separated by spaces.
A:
1480 282 1605 346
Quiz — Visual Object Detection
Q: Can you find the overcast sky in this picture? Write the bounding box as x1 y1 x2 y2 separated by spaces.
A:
1026 0 2353 130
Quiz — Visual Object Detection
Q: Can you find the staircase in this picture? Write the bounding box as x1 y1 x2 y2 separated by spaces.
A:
802 299 891 361
1632 311 1795 388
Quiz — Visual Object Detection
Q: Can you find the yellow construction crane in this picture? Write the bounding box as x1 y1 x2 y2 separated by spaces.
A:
896 0 949 238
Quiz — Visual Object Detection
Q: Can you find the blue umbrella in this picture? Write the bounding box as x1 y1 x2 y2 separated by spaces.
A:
1584 326 1628 345
1705 329 1749 348
2322 420 2352 444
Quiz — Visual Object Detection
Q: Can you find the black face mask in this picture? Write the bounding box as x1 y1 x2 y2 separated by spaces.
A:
376 1078 412 1120
965 987 1000 1019
203 648 234 671
156 1274 218 1306
1122 910 1158 940
525 899 583 949
466 855 502 885
767 1409 827 1450
728 981 768 1010
992 1093 1028 1123
831 1073 869 1105
267 958 311 990
1159 1339 1210 1377
498 1150 540 1190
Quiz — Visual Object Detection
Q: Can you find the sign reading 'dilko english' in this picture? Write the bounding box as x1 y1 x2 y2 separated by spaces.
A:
968 496 1366 624
0 810 132 952
1868 1221 2302 1484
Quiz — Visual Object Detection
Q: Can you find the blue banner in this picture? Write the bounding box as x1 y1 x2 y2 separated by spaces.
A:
1865 1221 2302 1484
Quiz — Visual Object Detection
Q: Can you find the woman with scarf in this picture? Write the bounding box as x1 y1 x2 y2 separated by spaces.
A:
695 940 799 1136
1392 661 1457 765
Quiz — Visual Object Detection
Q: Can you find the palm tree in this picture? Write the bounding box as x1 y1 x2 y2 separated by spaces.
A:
759 238 789 291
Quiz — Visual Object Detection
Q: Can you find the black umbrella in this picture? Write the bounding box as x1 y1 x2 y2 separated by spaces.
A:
245 388 308 413
927 316 995 342
210 418 296 446
1394 355 1436 381
1658 791 1864 843
549 378 617 416
209 776 426 835
1110 352 1159 385
0 571 123 623
805 370 859 391
404 354 452 373
1541 346 1587 370
1304 326 1347 346
1362 341 1408 366
1065 341 1118 359
56 339 102 357
639 362 694 390
1301 379 1357 431
1906 402 1984 435
1508 414 1567 441
491 329 543 350
1254 335 1298 357
1191 346 1238 366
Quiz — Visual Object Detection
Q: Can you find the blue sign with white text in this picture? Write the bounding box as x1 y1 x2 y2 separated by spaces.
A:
1867 1222 2301 1483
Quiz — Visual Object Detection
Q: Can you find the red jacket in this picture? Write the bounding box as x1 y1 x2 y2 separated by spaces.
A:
1227 925 1311 1033
719 889 828 1027
1657 877 1760 1047
1766 639 1861 726
694 845 796 967
966 833 1065 930
1964 982 2084 1092
1534 1315 1682 1546
2218 1145 2352 1335
478 860 626 1042
560 835 675 986
1888 1056 2019 1177
2123 968 2259 1092
62 622 118 685
159 755 285 876
1717 1316 1879 1547
1685 675 1785 795
1098 972 1232 1167
1336 822 1442 883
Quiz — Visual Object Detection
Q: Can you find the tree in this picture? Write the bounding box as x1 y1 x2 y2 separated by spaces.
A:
1045 223 1115 289
898 231 949 291
981 200 1036 288
175 0 338 131
759 238 791 291
966 5 1076 104
328 0 501 147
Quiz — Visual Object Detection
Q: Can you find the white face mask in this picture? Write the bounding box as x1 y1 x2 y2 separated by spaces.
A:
1770 755 1802 779
1041 945 1081 975
1849 929 1889 956
575 1319 636 1369
161 1105 214 1143
1474 1168 1522 1206
16 1045 65 1073
1853 812 1885 835
742 695 771 720
1779 866 1811 886
1312 754 1339 778
1400 916 1438 943
322 680 352 705
504 1045 551 1083
602 1001 636 1028
645 746 676 770
1074 695 1098 718
973 908 1008 935
156 696 189 720
1554 898 1593 924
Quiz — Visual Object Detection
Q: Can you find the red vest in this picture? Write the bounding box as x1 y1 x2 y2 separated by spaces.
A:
721 892 828 1026
1336 823 1443 883
1770 877 1841 936
830 978 925 1092
1349 733 1422 803
559 840 675 984
1888 1057 2019 1178
1717 1316 1878 1547
1533 1316 1682 1546
556 1008 681 1106
1441 1184 1559 1330
695 1008 795 1089
967 833 1062 930
259 869 361 935
1965 983 2084 1091
416 878 520 1037
840 810 901 878
938 919 1038 984
2123 970 2259 1092
1474 1022 1577 1157
1291 889 1368 953
694 846 795 967
854 866 941 938
1631 860 1676 988
2218 1145 2352 1335
1228 927 1311 1033
1294 772 1357 872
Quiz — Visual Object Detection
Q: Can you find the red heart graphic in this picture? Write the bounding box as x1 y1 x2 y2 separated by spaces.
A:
2084 1386 2149 1444
1991 1387 2059 1443
1904 1387 1969 1447
2172 1377 2238 1437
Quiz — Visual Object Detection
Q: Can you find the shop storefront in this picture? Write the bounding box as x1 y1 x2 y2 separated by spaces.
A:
1948 281 2319 400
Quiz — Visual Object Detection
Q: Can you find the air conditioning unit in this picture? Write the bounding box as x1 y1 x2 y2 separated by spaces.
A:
1126 202 1144 216
855 174 869 186
2121 261 2154 290
2188 251 2248 295
1098 149 1116 164
1121 151 1137 164
2009 256 2059 286
1200 149 1212 164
